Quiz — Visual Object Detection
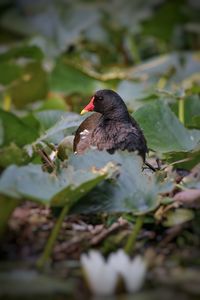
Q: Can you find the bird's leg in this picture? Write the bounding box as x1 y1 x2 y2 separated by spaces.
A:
144 161 156 172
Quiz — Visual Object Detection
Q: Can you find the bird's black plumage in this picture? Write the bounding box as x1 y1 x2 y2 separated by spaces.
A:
73 89 148 161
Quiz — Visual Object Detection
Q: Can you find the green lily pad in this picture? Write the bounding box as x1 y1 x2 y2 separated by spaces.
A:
34 110 77 131
133 100 200 153
37 112 82 144
49 60 102 95
8 62 48 108
130 52 200 84
0 62 22 85
1 2 100 56
0 45 43 62
164 146 200 170
71 151 173 214
191 115 200 129
0 150 173 214
142 1 186 42
0 158 109 207
0 109 39 147
170 95 200 129
39 96 68 111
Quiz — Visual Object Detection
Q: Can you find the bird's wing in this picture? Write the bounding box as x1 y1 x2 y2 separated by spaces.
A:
73 113 102 154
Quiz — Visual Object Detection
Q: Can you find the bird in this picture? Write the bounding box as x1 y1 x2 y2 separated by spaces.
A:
73 89 155 170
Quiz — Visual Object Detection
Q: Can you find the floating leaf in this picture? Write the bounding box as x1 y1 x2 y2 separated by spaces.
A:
164 146 200 170
1 2 100 56
0 150 172 214
71 151 173 214
116 80 156 110
0 45 43 62
104 0 164 33
129 52 200 83
170 95 200 129
49 60 102 95
8 62 48 108
191 115 200 129
133 100 200 153
0 158 109 207
142 1 186 42
0 109 39 147
39 96 68 111
0 62 22 85
36 113 82 144
34 110 76 131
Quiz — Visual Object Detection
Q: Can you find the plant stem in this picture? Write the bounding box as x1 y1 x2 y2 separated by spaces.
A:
3 94 11 111
124 215 145 254
37 205 69 268
178 97 185 125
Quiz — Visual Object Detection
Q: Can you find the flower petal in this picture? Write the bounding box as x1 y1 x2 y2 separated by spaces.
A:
81 250 118 296
123 256 147 293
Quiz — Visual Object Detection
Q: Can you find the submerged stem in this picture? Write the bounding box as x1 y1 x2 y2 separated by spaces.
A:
37 205 69 268
124 215 145 254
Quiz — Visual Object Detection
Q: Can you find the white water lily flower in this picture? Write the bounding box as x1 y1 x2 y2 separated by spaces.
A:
109 250 147 293
81 249 147 295
81 250 118 295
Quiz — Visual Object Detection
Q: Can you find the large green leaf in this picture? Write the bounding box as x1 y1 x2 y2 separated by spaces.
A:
142 1 186 42
104 0 164 33
133 100 200 153
1 2 100 56
164 146 200 170
117 52 200 111
8 62 48 108
191 115 200 129
49 60 102 95
170 95 200 129
128 52 200 85
0 62 22 85
34 110 77 131
0 159 108 207
116 80 156 110
0 151 172 214
0 45 43 62
36 112 82 144
71 151 172 214
0 109 39 147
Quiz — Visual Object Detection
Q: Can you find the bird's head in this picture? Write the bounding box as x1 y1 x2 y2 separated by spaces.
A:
80 89 128 119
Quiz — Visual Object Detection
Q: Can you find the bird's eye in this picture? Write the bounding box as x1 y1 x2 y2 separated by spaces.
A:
97 96 103 101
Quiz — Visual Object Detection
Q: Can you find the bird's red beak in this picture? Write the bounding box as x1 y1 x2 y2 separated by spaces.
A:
80 96 95 115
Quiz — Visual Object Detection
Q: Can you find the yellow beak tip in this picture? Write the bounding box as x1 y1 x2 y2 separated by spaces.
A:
80 109 88 115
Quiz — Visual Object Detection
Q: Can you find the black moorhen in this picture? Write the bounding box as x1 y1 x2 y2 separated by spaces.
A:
74 89 154 169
